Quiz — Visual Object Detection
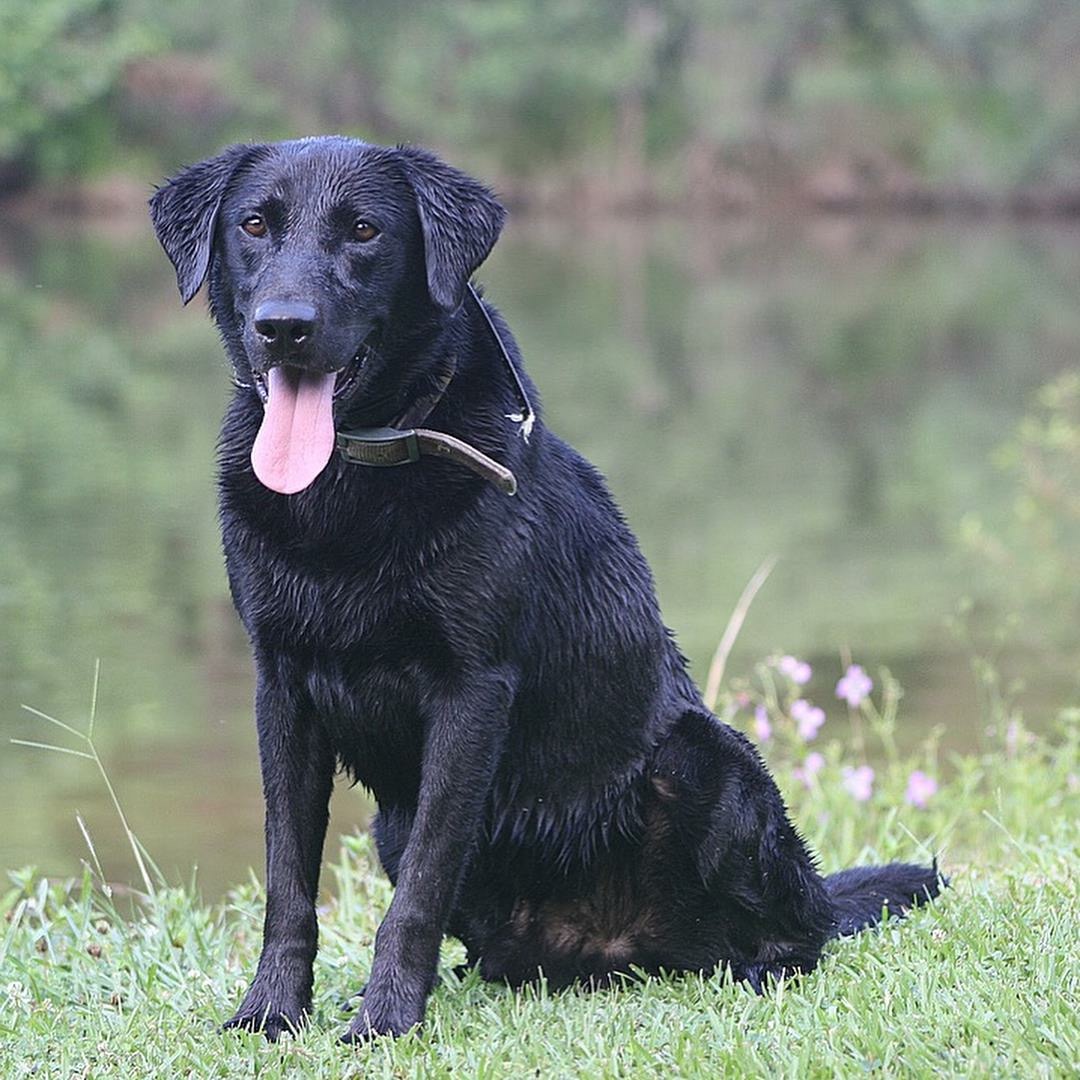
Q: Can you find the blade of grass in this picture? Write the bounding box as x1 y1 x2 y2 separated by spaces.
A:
89 737 155 899
133 833 166 891
18 704 86 741
16 670 156 900
703 555 777 711
0 898 27 968
9 739 94 760
76 811 113 899
87 658 101 740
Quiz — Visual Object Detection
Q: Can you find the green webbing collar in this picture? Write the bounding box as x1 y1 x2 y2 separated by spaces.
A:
336 427 517 495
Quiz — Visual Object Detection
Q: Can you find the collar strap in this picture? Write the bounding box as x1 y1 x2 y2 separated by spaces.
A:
467 284 535 439
336 427 517 495
392 352 458 430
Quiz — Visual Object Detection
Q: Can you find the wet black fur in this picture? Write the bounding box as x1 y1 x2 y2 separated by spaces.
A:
149 137 942 1043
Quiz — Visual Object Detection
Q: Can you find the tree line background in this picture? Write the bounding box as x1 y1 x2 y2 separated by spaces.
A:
4 0 1080 212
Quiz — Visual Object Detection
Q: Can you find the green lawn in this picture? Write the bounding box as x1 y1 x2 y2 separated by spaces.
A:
2 695 1077 1078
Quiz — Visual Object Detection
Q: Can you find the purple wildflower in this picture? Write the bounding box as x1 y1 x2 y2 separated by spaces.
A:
904 770 938 809
1005 720 1035 757
779 655 812 686
753 705 772 743
836 664 873 708
790 698 826 741
793 751 825 788
841 764 875 802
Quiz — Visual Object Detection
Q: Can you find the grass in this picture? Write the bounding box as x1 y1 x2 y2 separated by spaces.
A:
2 679 1078 1078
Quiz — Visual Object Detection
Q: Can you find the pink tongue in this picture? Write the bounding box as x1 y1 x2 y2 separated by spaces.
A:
251 366 337 494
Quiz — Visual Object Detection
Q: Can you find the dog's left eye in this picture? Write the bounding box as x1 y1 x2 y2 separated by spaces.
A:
353 220 379 243
241 215 268 238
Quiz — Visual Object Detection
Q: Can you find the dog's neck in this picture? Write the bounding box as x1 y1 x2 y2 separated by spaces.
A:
333 287 534 496
391 352 458 429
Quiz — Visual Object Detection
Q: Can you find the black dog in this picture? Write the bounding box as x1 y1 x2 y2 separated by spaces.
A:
149 137 940 1043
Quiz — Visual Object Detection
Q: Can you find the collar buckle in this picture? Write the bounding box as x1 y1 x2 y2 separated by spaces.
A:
336 427 420 467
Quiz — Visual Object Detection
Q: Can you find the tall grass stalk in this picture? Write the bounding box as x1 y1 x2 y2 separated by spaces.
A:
10 661 156 899
703 555 777 711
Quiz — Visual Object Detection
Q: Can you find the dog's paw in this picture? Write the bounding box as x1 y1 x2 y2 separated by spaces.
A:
223 993 308 1042
735 958 809 996
339 995 424 1044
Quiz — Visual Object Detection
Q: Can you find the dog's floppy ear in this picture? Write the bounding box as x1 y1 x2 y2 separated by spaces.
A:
149 144 264 304
397 146 506 311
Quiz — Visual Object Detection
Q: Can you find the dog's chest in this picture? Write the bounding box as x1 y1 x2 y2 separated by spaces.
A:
303 644 432 801
252 562 450 798
227 533 459 759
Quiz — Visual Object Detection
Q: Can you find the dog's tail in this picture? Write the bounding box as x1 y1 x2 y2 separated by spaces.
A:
824 859 944 936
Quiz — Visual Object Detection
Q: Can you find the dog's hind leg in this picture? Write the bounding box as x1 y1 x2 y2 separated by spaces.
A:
649 711 837 985
651 710 941 988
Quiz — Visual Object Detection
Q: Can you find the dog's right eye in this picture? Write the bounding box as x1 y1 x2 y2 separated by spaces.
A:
241 215 268 238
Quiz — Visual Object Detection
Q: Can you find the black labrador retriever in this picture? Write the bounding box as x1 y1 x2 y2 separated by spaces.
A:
149 137 940 1043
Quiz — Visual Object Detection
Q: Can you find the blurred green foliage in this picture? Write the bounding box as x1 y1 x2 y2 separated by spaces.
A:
2 0 1080 200
959 371 1080 641
0 0 157 183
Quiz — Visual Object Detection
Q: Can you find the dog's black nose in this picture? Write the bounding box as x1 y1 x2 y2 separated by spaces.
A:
253 300 319 357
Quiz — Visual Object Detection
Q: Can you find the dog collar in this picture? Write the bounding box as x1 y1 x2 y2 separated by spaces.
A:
336 426 517 495
335 286 533 497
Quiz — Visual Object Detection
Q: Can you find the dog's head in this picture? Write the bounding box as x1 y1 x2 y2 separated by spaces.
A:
149 137 505 493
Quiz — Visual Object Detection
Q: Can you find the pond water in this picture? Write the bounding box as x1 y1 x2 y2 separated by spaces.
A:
1 212 1076 896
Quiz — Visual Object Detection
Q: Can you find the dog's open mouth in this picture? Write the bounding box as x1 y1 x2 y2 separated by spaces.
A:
250 345 369 405
249 346 370 495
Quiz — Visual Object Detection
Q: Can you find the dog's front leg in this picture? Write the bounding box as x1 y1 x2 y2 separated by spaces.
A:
343 671 512 1043
225 670 334 1041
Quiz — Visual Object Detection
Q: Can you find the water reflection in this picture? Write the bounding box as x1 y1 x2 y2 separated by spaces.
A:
1 213 1076 894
